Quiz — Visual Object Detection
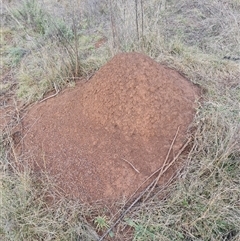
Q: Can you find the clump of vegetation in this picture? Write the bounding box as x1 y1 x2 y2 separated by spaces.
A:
2 0 109 103
1 0 240 240
0 160 99 240
94 215 110 231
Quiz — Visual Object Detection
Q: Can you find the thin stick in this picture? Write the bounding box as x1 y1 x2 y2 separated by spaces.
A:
156 137 192 181
121 158 140 173
39 83 59 103
109 0 116 48
135 0 139 41
19 116 41 144
140 0 144 40
145 126 180 200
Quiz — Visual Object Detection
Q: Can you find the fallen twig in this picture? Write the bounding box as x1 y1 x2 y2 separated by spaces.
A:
121 157 140 173
39 83 59 103
144 126 180 200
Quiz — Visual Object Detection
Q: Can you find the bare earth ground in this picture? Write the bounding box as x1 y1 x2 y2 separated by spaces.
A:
17 53 200 203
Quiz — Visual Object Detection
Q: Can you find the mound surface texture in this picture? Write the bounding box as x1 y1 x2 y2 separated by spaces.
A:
23 53 200 202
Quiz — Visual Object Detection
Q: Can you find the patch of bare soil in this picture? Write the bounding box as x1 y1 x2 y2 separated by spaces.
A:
21 53 200 203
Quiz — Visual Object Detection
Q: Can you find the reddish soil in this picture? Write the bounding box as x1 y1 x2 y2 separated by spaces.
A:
21 53 200 203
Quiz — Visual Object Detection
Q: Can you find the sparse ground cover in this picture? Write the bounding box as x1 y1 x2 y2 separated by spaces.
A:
0 0 240 240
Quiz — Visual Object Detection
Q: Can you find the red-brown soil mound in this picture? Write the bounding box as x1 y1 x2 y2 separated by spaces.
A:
22 53 200 202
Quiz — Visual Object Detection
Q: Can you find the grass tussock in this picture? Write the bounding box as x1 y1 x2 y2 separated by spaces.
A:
0 160 99 241
1 0 240 240
2 0 109 103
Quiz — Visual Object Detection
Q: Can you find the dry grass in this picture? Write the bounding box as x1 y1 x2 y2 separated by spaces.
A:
1 0 109 103
0 161 99 240
117 92 240 240
1 0 240 240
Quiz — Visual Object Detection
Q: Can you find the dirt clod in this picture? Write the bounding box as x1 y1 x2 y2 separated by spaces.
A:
22 53 200 202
